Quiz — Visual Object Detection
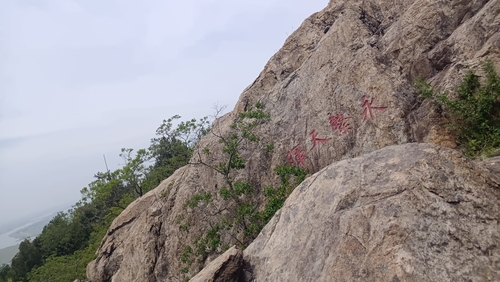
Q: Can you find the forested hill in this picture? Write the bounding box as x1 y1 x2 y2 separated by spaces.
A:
0 116 210 282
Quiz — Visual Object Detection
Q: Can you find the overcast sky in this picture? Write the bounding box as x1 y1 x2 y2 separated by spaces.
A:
0 0 327 229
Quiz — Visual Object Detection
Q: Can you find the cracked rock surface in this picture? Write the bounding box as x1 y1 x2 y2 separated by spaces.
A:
243 143 500 281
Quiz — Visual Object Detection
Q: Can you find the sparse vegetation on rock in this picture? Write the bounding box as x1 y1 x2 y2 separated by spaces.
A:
178 103 308 279
416 61 500 158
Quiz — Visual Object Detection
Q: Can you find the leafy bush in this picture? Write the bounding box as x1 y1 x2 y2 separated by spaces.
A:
179 103 309 278
259 165 308 223
416 61 500 158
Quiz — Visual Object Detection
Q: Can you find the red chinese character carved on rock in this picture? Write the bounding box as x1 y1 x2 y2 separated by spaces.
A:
329 112 352 136
309 130 331 151
360 95 387 121
287 144 307 168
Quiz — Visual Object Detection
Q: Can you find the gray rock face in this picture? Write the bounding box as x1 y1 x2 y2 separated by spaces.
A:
243 143 500 281
478 156 500 177
189 247 243 282
87 0 500 281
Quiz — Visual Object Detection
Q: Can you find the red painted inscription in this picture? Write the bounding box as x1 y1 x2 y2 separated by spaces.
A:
329 112 352 136
309 130 331 151
360 95 387 120
287 144 308 168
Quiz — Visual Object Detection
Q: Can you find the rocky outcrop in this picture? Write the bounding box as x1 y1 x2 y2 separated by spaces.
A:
87 0 500 281
190 247 243 282
243 143 500 281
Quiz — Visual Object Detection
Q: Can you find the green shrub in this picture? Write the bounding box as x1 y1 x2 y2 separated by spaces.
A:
259 165 308 223
416 61 500 158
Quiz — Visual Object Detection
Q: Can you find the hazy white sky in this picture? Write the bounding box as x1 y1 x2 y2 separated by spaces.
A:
0 0 327 228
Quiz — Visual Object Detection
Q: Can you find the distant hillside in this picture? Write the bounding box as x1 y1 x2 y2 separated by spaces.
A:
0 212 58 265
8 217 52 240
0 245 18 265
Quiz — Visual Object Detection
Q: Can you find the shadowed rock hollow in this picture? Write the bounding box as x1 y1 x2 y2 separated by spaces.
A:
87 0 500 281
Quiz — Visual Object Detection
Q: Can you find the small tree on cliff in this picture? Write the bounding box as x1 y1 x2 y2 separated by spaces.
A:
177 103 308 280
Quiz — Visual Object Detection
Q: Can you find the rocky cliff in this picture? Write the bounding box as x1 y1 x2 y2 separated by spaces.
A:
87 0 500 281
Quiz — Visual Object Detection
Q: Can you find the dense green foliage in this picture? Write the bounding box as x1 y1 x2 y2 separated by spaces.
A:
179 103 308 279
0 115 209 282
0 264 11 282
416 61 500 158
260 165 308 223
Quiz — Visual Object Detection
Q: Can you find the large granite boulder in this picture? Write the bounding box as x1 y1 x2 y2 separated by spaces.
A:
243 143 500 281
